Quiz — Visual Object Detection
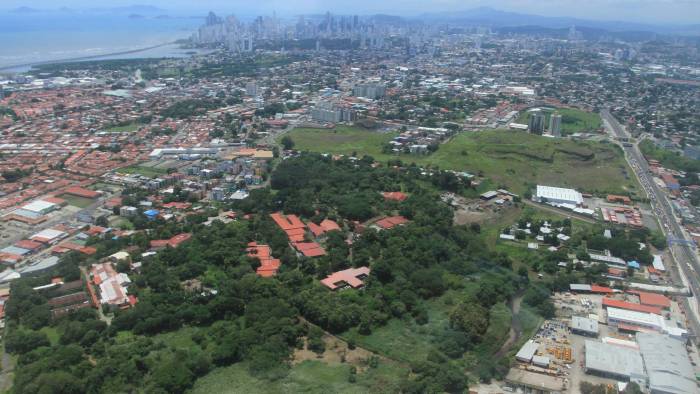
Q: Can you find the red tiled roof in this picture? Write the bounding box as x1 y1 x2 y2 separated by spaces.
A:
320 219 341 232
292 242 326 257
14 239 43 250
375 216 409 229
602 298 662 315
590 285 614 294
382 192 408 201
308 222 325 237
633 291 671 309
63 186 100 199
321 267 371 290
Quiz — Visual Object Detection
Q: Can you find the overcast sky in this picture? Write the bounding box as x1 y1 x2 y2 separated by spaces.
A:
4 0 700 24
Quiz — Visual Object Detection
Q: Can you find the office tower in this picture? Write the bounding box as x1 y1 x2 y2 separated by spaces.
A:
550 113 562 137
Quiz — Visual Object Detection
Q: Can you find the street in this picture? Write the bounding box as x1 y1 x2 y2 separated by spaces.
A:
601 109 700 337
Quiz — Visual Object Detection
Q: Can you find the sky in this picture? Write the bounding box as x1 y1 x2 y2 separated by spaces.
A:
3 0 700 24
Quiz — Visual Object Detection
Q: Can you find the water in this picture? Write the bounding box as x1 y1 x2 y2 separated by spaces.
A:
0 11 204 70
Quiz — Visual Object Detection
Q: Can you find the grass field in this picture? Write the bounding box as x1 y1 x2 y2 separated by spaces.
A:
516 107 601 135
117 164 168 178
283 128 638 196
191 360 405 394
104 123 140 133
59 194 96 208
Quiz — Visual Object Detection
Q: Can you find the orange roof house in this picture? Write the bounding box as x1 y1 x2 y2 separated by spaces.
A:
382 192 408 202
292 241 326 257
375 216 409 230
62 186 100 199
270 212 308 241
246 242 282 277
308 219 341 237
149 233 192 249
321 267 371 290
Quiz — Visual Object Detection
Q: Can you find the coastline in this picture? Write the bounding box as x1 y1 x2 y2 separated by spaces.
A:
0 42 177 73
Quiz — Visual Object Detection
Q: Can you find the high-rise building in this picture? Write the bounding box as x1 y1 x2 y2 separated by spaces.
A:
311 101 356 123
245 82 258 97
352 83 386 99
549 113 562 137
528 111 546 134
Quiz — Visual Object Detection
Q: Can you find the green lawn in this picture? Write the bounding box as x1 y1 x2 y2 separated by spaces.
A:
116 164 167 178
191 361 405 394
104 123 140 133
39 327 60 346
286 126 395 158
59 194 96 208
284 128 638 196
516 107 601 135
341 287 478 366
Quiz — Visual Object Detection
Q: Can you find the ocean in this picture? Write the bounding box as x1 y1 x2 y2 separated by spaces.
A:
0 11 204 70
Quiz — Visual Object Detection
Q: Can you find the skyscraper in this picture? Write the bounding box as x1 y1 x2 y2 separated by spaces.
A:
528 111 546 134
549 113 562 137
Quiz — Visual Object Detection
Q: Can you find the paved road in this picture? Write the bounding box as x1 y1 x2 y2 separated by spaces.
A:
601 109 700 336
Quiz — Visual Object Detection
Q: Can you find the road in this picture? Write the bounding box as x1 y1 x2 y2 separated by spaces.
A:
601 109 700 337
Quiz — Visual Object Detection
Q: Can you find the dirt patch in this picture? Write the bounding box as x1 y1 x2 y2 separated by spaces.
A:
454 209 492 225
292 334 378 372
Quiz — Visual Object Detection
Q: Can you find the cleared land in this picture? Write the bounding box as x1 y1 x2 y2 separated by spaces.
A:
283 128 638 196
516 107 602 135
116 164 167 178
191 361 405 394
59 194 96 208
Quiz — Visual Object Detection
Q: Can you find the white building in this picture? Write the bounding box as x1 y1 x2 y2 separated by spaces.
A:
535 185 583 206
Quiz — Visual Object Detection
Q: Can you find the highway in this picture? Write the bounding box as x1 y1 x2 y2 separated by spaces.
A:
601 109 700 336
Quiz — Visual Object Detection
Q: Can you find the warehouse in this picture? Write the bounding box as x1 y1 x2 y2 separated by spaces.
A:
584 340 645 383
607 307 686 337
534 185 583 206
515 340 539 363
637 333 697 394
20 200 57 215
571 316 599 337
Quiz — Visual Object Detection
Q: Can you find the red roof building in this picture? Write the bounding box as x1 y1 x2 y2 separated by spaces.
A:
14 239 43 251
382 192 408 202
246 242 282 277
150 233 192 249
375 216 409 230
292 242 326 257
602 297 662 315
270 212 308 242
590 285 614 294
321 267 371 290
633 291 671 309
62 186 101 199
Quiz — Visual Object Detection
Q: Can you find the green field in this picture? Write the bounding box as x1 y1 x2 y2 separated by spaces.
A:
104 123 141 133
283 128 638 196
117 164 167 178
516 107 601 135
191 361 405 394
60 194 96 208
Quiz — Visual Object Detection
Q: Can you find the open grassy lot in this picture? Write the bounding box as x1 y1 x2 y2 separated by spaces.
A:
116 164 168 178
283 128 638 196
287 126 395 157
104 123 141 133
191 360 405 394
59 194 96 208
516 107 601 135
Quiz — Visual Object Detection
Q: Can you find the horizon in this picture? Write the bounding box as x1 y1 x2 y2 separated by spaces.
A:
2 1 700 25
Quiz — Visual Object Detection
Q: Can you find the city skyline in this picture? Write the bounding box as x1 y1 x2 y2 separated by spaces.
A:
3 0 700 24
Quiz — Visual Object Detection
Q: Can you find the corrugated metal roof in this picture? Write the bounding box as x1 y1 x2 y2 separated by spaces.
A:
637 333 696 394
